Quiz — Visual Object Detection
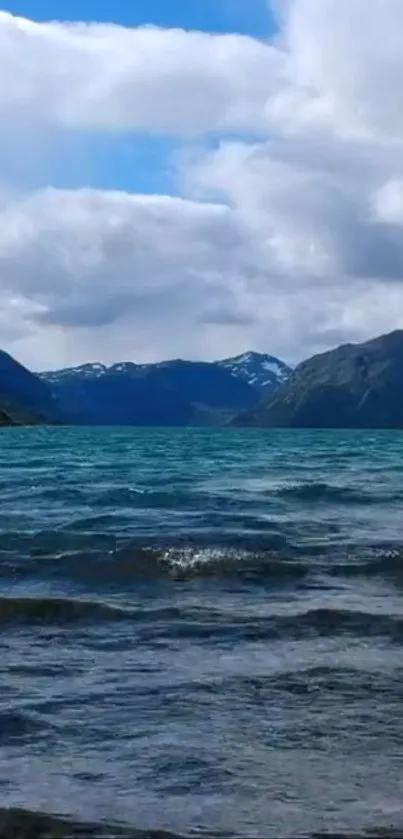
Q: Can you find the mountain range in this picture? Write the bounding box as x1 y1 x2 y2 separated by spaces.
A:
2 331 403 428
0 351 290 426
39 352 290 425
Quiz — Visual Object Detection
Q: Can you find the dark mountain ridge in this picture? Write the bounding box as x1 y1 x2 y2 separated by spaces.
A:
5 331 403 428
236 330 403 428
38 353 290 426
0 351 61 425
0 349 290 428
41 359 260 426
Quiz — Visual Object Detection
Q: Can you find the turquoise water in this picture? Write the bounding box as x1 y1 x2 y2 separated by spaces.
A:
0 427 403 837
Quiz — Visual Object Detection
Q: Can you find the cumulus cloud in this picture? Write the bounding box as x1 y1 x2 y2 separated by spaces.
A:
184 135 403 284
2 1 403 141
1 1 403 368
3 184 403 372
0 188 266 368
278 0 403 140
0 11 277 136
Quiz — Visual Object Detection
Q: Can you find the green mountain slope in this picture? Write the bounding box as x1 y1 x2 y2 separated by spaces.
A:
234 330 403 428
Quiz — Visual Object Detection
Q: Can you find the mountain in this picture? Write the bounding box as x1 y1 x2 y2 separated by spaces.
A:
40 359 260 426
234 330 403 428
216 351 291 393
7 332 403 428
43 362 109 384
0 351 60 425
40 350 291 426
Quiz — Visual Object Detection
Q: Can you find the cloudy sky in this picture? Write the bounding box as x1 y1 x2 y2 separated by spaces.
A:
1 0 403 370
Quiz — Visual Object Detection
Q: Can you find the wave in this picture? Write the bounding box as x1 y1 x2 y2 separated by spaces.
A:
0 808 401 839
5 478 402 528
0 595 130 626
332 548 403 581
0 540 308 586
0 710 49 743
223 607 403 643
159 545 307 582
1 539 403 590
0 593 401 640
274 607 403 640
89 486 231 511
273 481 385 504
234 665 403 699
3 533 403 592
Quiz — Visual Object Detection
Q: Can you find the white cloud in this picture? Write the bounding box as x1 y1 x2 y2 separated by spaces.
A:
0 11 278 137
278 0 403 140
2 1 403 141
0 187 264 368
2 184 403 372
184 134 403 284
2 2 403 368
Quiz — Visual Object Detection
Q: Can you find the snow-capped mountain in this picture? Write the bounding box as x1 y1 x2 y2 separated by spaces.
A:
39 357 260 426
40 361 151 384
41 363 108 383
41 351 291 404
216 351 292 394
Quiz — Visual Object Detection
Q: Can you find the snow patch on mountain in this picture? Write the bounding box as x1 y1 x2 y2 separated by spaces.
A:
216 351 291 393
41 363 108 383
41 351 291 396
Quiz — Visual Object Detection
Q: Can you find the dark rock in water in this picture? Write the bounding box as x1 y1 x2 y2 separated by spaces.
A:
0 808 178 839
0 810 401 839
311 832 403 839
0 406 50 426
234 330 403 428
0 809 109 838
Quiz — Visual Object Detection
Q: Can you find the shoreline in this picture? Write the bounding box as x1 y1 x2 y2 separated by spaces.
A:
0 808 402 839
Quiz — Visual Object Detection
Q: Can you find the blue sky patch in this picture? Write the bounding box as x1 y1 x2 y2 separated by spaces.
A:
3 0 275 37
2 1 277 195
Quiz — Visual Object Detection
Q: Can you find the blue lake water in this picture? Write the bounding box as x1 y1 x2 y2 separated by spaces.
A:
0 427 403 837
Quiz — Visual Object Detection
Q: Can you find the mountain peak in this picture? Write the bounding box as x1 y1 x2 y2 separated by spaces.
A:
216 351 291 393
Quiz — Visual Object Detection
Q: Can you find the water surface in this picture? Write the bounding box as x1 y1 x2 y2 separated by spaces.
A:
0 428 402 838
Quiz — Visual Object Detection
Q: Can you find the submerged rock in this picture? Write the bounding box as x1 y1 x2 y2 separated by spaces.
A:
0 808 179 839
0 809 401 839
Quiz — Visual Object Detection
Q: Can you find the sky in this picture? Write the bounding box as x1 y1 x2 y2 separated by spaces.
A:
2 0 403 370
